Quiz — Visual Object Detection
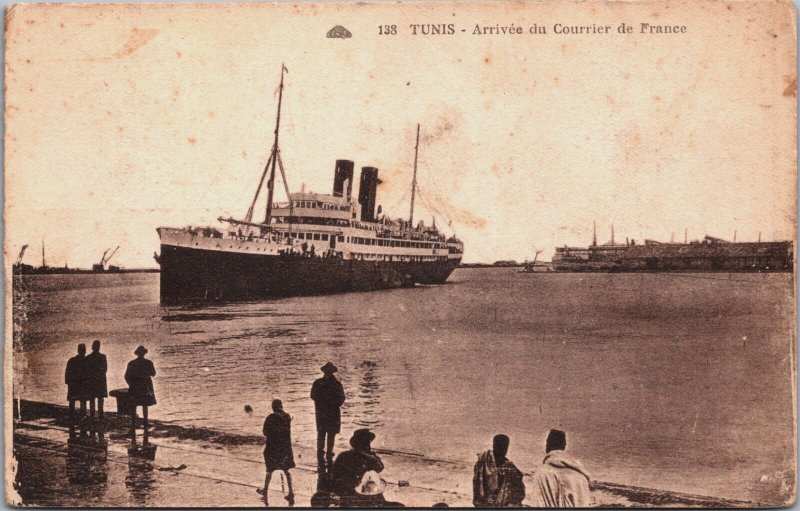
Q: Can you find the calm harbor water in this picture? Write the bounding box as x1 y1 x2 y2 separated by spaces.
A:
12 269 795 504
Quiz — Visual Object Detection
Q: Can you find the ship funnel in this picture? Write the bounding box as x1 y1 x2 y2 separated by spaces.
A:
358 166 380 222
333 160 354 199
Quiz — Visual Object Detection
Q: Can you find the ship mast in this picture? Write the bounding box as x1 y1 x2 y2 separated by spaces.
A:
408 124 420 226
264 64 287 227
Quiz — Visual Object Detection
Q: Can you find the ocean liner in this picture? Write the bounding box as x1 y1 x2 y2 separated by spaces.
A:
156 67 464 304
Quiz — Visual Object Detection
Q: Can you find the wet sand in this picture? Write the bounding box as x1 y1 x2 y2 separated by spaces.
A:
11 400 752 508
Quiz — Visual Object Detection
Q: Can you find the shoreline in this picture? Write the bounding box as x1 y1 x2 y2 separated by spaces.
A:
11 399 752 508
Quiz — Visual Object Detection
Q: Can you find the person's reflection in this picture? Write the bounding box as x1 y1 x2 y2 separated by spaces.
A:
309 456 336 508
125 443 158 506
66 437 109 487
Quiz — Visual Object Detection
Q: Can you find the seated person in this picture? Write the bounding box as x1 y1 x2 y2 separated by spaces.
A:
473 434 526 507
330 429 385 506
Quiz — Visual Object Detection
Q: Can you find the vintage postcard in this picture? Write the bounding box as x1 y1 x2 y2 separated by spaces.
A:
5 0 797 507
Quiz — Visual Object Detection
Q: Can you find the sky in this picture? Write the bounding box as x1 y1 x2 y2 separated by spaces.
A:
4 1 796 266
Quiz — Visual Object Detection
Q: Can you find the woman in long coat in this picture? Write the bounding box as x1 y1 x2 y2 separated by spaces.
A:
258 399 295 505
125 345 156 437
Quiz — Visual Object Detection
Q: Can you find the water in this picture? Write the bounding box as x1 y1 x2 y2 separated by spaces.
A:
12 270 795 504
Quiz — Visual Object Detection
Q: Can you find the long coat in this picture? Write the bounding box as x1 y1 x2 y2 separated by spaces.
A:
65 354 88 401
125 358 157 406
85 352 108 398
263 411 296 471
310 376 345 433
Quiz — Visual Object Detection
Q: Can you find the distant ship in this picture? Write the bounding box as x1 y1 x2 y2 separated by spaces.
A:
553 224 793 273
156 66 464 304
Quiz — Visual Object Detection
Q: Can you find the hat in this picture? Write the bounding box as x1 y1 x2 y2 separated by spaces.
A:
134 345 148 356
350 428 376 449
320 362 338 374
355 470 386 496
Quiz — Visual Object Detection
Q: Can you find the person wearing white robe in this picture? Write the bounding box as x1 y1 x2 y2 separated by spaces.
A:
530 429 592 508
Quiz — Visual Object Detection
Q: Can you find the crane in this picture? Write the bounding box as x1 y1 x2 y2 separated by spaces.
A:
521 248 544 273
93 246 120 272
16 245 28 265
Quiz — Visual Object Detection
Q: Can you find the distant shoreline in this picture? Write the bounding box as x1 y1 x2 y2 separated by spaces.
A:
13 268 160 275
459 263 523 268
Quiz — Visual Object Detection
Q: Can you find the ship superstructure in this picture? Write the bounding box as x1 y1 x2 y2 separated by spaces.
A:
157 67 463 304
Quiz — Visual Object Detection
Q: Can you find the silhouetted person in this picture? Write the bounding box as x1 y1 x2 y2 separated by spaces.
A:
311 362 346 464
257 399 295 505
125 346 156 442
330 429 384 506
65 344 89 438
529 429 591 507
85 340 108 420
473 434 526 507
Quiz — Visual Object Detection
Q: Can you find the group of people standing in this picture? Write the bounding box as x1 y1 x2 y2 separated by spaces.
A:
260 362 591 508
64 348 590 507
65 342 157 441
259 361 399 507
65 341 108 438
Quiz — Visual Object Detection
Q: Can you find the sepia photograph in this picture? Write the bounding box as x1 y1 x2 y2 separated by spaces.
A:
5 0 797 507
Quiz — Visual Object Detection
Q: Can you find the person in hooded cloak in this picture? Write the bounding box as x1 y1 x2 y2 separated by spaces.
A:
473 434 526 507
529 429 592 507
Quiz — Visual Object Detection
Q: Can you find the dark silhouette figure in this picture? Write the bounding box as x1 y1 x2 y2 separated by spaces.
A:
125 444 158 506
85 340 108 421
311 362 346 464
65 344 89 438
330 429 384 506
473 434 526 507
125 346 156 442
258 399 295 505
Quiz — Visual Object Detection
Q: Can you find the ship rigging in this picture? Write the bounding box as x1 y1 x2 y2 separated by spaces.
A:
156 65 464 304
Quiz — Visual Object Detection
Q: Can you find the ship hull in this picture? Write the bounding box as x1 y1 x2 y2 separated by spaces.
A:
159 244 461 304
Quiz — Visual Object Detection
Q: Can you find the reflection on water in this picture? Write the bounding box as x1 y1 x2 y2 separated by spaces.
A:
355 360 382 428
13 271 797 503
125 444 158 506
66 438 109 489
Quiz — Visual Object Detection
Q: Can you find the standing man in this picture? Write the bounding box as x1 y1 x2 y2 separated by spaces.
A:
529 429 592 507
311 362 346 465
65 344 88 438
125 346 157 442
85 340 108 420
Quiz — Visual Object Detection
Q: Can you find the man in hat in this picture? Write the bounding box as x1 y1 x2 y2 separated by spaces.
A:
311 362 346 464
330 428 384 506
473 434 526 507
125 346 157 442
85 340 108 420
65 344 89 438
529 429 591 507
